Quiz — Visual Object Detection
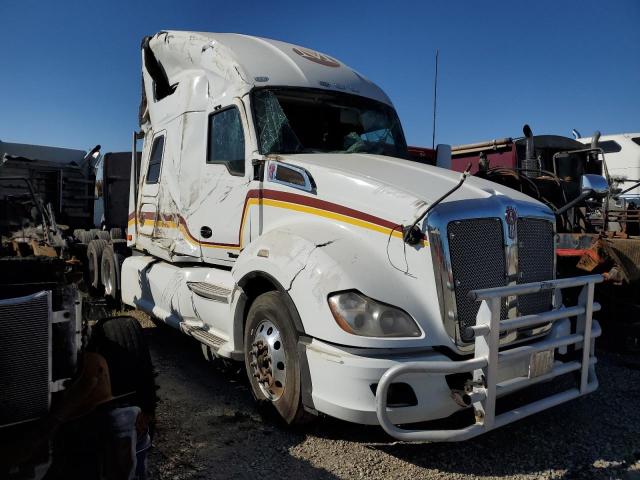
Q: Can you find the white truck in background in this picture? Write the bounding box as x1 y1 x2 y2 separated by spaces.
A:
120 30 604 441
576 131 640 203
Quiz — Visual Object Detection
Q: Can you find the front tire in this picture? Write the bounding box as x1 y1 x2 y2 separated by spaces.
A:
244 291 308 425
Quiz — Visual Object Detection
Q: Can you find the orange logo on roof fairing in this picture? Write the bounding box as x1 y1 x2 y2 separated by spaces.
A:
292 47 340 68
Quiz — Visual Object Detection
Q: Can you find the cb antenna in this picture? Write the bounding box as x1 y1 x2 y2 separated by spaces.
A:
431 49 439 149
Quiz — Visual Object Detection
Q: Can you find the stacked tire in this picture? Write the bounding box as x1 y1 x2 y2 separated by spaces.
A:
89 316 157 416
74 229 94 244
74 228 110 244
93 229 111 241
109 227 124 240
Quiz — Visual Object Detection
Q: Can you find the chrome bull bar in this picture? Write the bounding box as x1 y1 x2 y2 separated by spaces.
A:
375 274 603 442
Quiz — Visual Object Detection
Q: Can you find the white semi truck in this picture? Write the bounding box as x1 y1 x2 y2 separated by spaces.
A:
121 31 604 441
576 132 640 203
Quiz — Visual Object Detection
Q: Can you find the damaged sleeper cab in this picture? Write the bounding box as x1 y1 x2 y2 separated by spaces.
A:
121 31 602 441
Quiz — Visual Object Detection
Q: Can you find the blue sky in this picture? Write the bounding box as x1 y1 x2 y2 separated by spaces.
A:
1 0 638 153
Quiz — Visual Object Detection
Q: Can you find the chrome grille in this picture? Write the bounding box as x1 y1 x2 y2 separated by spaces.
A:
448 218 506 341
517 218 555 315
0 291 51 426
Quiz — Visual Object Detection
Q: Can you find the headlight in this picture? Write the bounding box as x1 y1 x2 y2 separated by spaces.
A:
327 291 422 338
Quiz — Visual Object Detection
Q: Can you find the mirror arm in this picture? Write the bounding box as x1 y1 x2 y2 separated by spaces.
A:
555 190 593 215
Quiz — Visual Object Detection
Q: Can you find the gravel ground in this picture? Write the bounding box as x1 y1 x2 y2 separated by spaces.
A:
135 314 640 480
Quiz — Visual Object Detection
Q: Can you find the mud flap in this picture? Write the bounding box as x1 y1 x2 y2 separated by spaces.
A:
297 337 316 414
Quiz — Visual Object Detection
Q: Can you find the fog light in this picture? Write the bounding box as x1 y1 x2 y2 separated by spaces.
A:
370 382 418 407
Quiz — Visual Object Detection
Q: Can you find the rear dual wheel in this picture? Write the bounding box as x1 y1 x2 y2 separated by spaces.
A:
87 240 109 290
87 240 127 297
243 291 310 425
101 246 124 301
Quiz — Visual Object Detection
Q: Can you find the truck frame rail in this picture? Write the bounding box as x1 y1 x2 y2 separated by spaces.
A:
375 274 603 442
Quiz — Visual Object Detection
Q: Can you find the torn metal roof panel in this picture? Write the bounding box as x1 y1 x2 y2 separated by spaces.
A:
146 31 392 106
0 140 87 165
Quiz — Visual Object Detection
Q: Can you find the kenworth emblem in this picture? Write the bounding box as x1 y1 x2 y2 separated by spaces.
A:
292 47 340 68
505 206 518 240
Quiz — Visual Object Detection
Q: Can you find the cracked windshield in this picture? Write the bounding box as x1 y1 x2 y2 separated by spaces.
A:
253 88 408 158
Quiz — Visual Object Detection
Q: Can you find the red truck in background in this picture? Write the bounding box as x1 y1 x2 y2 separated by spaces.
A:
410 125 640 350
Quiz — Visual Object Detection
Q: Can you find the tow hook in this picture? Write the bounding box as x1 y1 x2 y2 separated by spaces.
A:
451 377 487 407
451 389 469 407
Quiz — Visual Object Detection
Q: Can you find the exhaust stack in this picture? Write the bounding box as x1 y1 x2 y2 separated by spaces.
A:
522 124 539 177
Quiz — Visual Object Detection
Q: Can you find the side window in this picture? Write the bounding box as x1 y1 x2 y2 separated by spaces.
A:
207 107 245 175
631 137 640 147
145 135 165 184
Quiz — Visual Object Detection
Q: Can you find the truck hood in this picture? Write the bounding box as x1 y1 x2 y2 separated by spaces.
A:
279 153 549 225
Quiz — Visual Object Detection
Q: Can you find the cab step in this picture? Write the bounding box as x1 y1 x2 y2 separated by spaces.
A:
181 323 226 350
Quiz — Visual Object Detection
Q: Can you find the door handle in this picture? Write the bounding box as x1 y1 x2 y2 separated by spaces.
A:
200 226 212 239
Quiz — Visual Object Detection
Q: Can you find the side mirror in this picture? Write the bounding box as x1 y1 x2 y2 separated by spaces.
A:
435 144 452 169
580 174 609 198
556 174 610 215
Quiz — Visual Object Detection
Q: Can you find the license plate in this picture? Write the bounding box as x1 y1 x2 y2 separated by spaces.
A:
528 349 554 378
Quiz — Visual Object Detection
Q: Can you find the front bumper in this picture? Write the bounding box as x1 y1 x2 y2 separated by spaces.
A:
305 274 603 441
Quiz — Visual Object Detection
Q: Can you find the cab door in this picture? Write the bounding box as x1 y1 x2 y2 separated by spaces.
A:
138 131 165 239
189 101 252 265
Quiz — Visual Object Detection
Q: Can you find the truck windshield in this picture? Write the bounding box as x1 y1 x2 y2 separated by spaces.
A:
252 88 408 158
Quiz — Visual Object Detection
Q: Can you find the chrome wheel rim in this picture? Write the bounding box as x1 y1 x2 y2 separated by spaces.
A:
103 267 113 295
249 319 287 401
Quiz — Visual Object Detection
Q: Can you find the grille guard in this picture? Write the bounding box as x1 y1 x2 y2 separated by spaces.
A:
375 274 603 442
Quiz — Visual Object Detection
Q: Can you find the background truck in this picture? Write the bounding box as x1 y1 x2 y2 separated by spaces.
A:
575 131 640 204
119 30 603 441
0 142 154 477
0 189 155 480
0 140 141 306
432 126 640 350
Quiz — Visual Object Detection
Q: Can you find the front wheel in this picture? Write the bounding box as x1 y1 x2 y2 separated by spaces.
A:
244 291 310 425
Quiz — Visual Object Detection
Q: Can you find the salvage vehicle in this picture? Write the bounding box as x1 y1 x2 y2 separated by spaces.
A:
120 30 604 441
0 139 99 229
0 140 139 306
575 131 640 203
0 148 154 477
440 127 640 350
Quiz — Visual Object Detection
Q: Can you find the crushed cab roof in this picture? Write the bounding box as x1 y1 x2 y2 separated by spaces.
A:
147 31 392 106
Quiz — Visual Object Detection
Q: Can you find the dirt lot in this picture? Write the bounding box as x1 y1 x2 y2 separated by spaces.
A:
138 316 640 480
